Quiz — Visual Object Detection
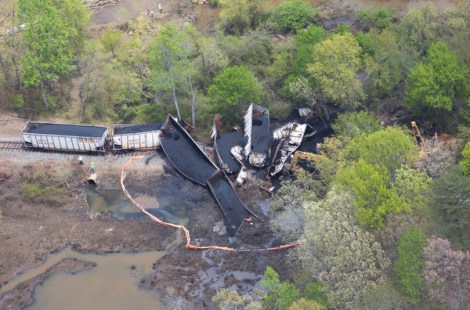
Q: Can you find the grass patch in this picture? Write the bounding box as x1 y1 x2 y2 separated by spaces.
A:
21 166 68 207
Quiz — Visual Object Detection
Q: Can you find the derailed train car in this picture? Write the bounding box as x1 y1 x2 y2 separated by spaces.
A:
22 122 108 153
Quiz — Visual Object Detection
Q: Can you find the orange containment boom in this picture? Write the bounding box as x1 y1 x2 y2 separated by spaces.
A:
120 155 301 252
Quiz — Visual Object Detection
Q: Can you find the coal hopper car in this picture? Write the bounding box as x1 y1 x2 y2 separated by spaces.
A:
111 123 163 151
22 122 109 153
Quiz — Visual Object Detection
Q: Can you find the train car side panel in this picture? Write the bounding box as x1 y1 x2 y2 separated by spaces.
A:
111 124 162 151
22 122 108 153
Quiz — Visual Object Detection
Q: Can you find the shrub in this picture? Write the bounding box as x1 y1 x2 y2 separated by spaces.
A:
11 95 25 112
461 142 470 175
356 6 396 31
332 111 380 141
21 167 67 207
268 0 318 33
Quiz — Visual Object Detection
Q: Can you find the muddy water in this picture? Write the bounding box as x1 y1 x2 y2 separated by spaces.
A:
1 248 166 310
322 0 458 10
87 188 191 225
91 0 157 24
91 0 457 30
87 171 210 225
194 4 221 34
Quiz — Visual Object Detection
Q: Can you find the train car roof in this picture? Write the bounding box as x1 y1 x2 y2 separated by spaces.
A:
113 123 163 135
23 122 108 138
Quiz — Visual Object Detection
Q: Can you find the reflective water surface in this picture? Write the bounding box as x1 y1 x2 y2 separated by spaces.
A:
0 247 166 310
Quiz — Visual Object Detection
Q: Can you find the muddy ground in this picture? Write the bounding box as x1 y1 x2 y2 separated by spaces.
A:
0 114 292 309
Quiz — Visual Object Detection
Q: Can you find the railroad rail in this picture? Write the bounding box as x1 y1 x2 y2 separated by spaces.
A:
0 141 24 151
0 140 158 157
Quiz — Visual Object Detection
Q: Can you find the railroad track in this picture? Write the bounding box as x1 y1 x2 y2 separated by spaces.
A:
0 141 25 151
0 140 159 157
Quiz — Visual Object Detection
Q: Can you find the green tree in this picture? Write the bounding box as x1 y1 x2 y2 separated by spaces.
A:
358 28 416 101
358 283 405 310
261 267 301 310
100 28 122 58
461 142 470 175
332 111 380 141
218 0 268 35
149 23 195 121
432 166 470 249
18 0 78 109
405 42 468 122
212 288 264 310
394 227 427 304
288 298 324 310
207 66 263 125
270 168 317 241
267 0 318 33
304 282 327 307
392 165 433 213
308 32 365 109
337 159 410 229
400 4 440 56
293 25 325 76
194 37 228 90
356 6 396 31
297 188 389 309
51 0 90 47
344 127 417 175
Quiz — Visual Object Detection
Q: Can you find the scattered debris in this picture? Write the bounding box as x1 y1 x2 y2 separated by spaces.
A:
157 103 328 238
212 221 227 236
244 104 272 168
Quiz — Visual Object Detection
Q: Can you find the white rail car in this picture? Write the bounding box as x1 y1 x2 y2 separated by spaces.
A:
22 122 108 152
111 123 163 151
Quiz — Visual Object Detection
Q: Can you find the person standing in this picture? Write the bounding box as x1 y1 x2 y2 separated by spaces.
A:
78 155 84 165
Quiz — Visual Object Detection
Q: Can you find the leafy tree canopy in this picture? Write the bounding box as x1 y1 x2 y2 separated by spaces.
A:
218 0 268 35
18 0 85 108
207 65 263 125
337 159 410 228
261 267 301 310
392 165 433 212
394 227 427 304
267 0 318 33
461 142 470 175
432 165 470 249
356 6 396 31
297 188 389 308
357 28 415 100
423 237 470 309
308 32 365 109
288 298 325 310
344 126 417 175
293 25 325 76
405 42 468 118
332 111 380 141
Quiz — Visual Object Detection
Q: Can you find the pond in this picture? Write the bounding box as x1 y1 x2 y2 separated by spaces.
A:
87 172 210 226
0 248 166 310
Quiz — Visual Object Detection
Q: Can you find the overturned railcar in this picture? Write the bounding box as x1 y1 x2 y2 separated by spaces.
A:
22 122 108 152
207 170 256 237
160 115 218 186
244 104 272 168
112 123 163 151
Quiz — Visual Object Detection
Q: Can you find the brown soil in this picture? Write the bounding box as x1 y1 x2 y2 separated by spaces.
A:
0 113 292 309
